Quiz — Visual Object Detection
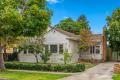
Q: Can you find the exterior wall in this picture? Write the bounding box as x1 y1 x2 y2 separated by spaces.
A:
44 29 69 45
18 53 42 63
48 54 64 64
80 42 103 60
18 29 79 63
18 28 103 63
68 40 79 63
44 29 69 63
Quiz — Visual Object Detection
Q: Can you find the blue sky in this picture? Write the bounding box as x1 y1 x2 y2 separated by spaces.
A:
47 0 120 33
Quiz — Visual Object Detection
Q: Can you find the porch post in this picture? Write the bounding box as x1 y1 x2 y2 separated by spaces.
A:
57 44 59 54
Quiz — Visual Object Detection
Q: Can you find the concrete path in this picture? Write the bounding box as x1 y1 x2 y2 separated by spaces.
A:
59 62 116 80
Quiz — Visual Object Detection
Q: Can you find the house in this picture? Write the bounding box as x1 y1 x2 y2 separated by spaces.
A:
18 27 107 63
79 34 106 62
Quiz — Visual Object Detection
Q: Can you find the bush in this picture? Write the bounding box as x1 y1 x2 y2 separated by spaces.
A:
5 62 85 72
7 52 18 61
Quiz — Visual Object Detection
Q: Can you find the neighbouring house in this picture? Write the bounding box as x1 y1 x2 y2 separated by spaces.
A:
18 27 107 63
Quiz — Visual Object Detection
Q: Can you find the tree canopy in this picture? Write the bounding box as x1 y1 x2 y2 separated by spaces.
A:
55 15 90 35
107 8 120 49
0 0 51 70
79 28 92 51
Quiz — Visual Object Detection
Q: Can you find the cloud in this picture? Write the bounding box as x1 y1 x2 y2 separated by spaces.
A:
47 0 58 4
63 16 69 19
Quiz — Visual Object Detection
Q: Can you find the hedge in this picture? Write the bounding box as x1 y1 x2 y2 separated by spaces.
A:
5 62 85 72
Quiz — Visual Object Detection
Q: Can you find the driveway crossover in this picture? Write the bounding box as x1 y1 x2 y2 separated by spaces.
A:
59 62 116 80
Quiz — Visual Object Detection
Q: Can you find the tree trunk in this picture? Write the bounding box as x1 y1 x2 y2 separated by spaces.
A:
3 45 8 61
34 53 39 63
0 46 5 70
35 55 39 63
116 47 119 62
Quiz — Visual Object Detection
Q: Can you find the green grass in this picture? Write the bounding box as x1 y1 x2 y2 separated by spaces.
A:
0 71 70 80
84 62 96 69
113 74 120 80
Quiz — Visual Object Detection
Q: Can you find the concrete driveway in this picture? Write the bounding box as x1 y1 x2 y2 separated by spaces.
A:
59 62 116 80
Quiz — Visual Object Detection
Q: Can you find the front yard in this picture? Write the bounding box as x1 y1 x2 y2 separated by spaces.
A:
0 71 70 80
113 74 120 80
0 62 95 80
84 62 96 69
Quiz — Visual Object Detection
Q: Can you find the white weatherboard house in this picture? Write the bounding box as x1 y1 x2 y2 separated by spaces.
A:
18 27 106 63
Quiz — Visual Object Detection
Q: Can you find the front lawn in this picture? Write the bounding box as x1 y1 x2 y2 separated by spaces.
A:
0 71 70 80
81 62 96 69
113 74 120 80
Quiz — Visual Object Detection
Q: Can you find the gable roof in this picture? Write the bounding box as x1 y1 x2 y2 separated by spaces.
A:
47 26 102 41
46 26 80 41
55 28 80 38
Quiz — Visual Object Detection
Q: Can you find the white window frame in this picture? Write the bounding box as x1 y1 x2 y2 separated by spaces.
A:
50 44 58 54
45 44 64 54
90 45 100 54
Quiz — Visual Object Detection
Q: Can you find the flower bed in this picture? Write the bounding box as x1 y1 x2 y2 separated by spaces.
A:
5 62 85 72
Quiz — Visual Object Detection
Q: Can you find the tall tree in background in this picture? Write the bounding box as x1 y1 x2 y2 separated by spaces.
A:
55 18 79 34
0 0 51 70
77 15 90 29
55 15 90 35
107 8 120 60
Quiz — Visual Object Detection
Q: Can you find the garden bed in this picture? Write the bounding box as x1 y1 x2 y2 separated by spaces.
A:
5 62 85 72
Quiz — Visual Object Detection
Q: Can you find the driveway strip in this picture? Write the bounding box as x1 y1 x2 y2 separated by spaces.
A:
59 62 116 80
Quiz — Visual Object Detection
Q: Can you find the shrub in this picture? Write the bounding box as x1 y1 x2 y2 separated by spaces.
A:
7 52 18 61
5 62 85 72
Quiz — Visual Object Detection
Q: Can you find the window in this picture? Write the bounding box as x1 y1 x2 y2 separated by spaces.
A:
50 45 57 53
90 46 93 54
45 45 49 53
90 46 95 54
96 46 100 54
59 45 63 54
90 45 100 54
93 46 95 53
28 49 34 53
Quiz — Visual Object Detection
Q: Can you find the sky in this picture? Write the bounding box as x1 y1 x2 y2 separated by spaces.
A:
47 0 120 34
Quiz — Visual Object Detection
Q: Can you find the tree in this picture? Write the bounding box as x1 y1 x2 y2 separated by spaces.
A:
0 0 51 70
19 36 45 63
106 8 120 60
79 28 98 62
19 36 52 64
55 15 90 35
55 18 78 34
79 28 92 51
40 51 51 64
77 15 90 29
0 0 23 70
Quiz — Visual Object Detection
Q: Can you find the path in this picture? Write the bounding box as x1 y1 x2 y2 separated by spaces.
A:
59 62 116 80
